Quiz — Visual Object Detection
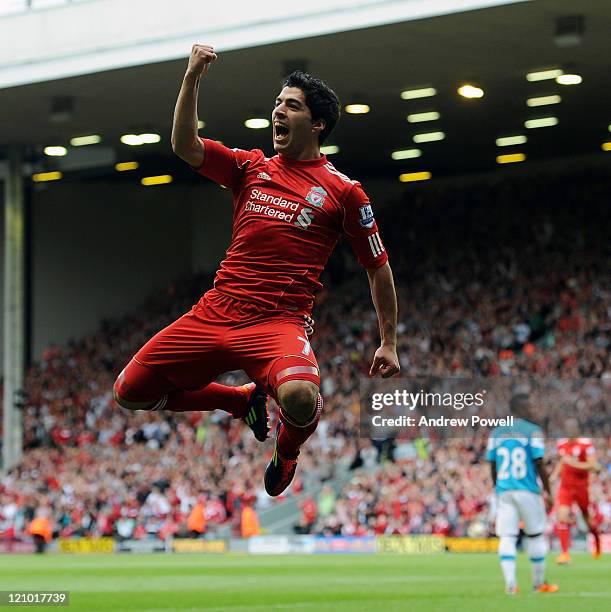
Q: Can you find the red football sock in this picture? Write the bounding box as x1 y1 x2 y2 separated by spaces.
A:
165 383 251 418
555 522 571 554
589 526 601 554
277 394 323 459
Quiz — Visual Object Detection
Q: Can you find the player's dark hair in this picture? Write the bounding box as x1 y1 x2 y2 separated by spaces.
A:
283 70 341 144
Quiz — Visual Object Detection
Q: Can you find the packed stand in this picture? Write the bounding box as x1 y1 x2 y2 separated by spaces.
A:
301 437 610 538
1 166 609 541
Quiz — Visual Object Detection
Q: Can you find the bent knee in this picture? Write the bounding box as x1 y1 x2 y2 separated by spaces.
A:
113 374 160 411
277 380 319 424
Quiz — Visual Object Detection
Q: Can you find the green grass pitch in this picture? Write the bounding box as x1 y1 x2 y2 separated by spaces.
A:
0 553 608 611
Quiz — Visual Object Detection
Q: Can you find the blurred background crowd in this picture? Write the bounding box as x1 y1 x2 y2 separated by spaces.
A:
1 166 609 542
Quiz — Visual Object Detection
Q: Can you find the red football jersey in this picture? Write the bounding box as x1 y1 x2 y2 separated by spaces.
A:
194 139 388 314
557 437 594 487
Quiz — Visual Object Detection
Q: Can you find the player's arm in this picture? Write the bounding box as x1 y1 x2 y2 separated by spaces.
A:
367 263 400 378
486 436 497 487
341 183 399 378
171 44 217 167
535 458 553 511
549 460 561 482
489 460 497 486
562 453 599 472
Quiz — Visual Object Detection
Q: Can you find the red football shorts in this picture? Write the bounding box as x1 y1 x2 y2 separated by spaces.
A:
133 289 319 397
556 485 589 514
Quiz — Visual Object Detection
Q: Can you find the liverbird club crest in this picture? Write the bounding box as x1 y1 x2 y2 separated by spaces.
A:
305 186 328 207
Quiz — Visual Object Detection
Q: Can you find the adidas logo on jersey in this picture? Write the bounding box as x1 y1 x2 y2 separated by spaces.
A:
257 172 272 180
368 232 385 257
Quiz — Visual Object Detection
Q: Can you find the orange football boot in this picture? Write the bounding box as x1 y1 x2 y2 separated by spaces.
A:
556 552 571 565
536 583 559 593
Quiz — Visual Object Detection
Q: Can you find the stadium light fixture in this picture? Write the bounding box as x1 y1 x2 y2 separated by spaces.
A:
413 131 445 143
345 104 370 114
602 142 611 152
115 161 139 172
121 134 142 146
391 149 422 160
141 175 173 186
526 68 563 82
401 87 437 100
407 111 440 123
525 117 558 129
496 135 527 147
244 118 270 129
140 133 161 144
496 153 526 164
70 134 101 146
399 171 431 183
457 84 484 99
120 133 161 145
32 171 62 182
44 146 67 156
556 73 582 85
320 145 339 155
526 95 561 107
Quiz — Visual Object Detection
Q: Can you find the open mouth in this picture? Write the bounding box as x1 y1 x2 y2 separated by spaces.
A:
274 123 290 143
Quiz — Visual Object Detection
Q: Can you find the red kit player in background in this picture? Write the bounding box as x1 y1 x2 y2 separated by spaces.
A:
113 44 400 496
553 417 601 563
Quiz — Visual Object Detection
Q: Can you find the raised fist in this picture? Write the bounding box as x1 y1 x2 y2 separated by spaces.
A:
187 44 217 77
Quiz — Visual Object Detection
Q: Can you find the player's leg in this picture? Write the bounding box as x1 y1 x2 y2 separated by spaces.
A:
576 491 601 559
114 359 269 439
114 307 268 435
164 381 258 418
113 359 175 411
496 491 519 594
519 491 558 593
276 379 320 455
262 380 322 496
524 533 554 591
235 321 322 495
114 355 256 414
585 518 601 559
554 488 573 564
586 520 602 559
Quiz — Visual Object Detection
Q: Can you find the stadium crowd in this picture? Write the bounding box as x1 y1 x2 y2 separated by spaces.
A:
1 166 609 542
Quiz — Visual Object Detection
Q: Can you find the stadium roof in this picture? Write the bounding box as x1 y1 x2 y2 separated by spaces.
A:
2 0 610 182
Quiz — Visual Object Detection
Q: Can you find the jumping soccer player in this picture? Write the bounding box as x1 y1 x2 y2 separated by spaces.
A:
113 44 399 496
553 417 601 564
487 394 558 595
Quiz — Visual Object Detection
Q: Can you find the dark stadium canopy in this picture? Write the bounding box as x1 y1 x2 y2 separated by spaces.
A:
2 0 610 181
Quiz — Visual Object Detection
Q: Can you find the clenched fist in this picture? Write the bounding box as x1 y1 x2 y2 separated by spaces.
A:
369 344 400 378
186 44 217 78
